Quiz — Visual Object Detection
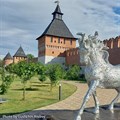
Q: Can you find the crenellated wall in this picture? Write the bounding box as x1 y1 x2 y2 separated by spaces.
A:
66 36 120 65
103 36 120 65
65 48 80 65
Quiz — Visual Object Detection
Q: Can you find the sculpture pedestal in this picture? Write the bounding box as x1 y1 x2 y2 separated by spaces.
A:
42 104 120 120
1 104 119 120
81 104 120 120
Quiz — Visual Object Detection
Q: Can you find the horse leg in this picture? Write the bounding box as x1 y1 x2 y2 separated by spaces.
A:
108 88 120 110
92 91 99 114
76 80 99 120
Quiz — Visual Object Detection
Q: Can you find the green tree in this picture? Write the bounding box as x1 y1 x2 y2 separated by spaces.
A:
0 67 13 94
27 54 34 59
65 65 81 80
27 54 34 63
7 61 35 100
0 59 4 67
46 64 64 91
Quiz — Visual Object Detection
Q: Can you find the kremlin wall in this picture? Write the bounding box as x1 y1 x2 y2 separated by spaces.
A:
66 36 120 65
104 36 120 65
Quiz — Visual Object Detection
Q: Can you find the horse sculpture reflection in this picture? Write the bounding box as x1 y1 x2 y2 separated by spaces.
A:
76 32 120 120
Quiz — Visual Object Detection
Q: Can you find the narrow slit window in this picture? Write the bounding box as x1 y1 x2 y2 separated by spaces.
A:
70 40 72 45
50 37 53 42
58 37 60 43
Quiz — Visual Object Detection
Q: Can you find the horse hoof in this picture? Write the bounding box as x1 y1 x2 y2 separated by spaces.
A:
93 108 99 114
108 105 114 110
76 116 81 120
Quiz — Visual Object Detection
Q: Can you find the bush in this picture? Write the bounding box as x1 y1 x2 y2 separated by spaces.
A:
0 75 13 94
46 64 64 91
39 74 47 82
65 65 81 80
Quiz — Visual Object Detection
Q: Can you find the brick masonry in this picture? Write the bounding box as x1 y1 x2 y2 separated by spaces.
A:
66 36 120 65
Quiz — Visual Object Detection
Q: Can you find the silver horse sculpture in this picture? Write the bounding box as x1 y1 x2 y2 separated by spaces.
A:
76 32 120 120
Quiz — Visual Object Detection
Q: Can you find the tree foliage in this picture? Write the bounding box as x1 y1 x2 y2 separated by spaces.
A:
46 64 64 91
0 59 4 67
0 68 13 94
65 65 81 80
6 61 36 100
27 54 34 59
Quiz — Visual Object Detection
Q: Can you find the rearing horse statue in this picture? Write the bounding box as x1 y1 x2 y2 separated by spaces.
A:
76 32 120 120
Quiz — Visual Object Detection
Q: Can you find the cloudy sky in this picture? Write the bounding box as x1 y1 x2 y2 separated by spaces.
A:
0 0 120 59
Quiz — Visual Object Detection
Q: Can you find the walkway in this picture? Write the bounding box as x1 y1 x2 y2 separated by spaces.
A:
36 81 120 110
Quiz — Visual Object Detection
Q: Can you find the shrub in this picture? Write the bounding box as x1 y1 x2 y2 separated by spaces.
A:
65 65 81 80
0 69 13 95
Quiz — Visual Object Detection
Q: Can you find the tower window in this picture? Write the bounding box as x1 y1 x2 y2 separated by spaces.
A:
70 40 72 45
52 51 54 54
58 38 60 43
64 39 65 44
50 37 53 42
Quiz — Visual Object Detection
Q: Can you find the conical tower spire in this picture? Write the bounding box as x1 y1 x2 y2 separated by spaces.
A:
13 46 27 57
52 1 63 20
4 52 12 60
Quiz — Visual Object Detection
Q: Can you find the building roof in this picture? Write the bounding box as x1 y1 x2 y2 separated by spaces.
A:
13 46 27 57
36 4 75 40
4 52 13 60
52 4 63 15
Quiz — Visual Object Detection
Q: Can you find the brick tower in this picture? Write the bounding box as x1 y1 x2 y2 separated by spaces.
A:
4 52 13 66
36 2 76 64
13 46 27 63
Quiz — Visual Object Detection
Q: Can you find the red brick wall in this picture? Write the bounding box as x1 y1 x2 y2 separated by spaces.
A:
13 57 27 64
38 35 76 57
66 36 120 66
65 48 80 65
104 36 120 65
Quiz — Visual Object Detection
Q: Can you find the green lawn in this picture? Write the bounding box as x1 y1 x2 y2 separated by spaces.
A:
0 76 77 115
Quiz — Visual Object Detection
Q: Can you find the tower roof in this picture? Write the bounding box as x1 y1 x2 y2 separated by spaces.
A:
4 52 12 60
52 4 63 15
36 3 75 40
13 46 27 57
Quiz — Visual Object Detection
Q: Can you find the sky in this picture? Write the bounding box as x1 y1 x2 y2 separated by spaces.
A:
0 0 120 59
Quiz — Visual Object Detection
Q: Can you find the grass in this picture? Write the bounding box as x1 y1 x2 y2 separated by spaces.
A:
0 76 77 115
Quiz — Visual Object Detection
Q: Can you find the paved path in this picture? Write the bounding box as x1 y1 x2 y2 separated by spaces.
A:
36 81 120 110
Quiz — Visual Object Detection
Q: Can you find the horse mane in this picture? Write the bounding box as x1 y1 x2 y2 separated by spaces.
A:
101 50 110 64
87 35 110 64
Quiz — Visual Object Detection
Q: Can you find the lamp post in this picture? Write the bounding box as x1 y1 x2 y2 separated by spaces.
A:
59 83 62 100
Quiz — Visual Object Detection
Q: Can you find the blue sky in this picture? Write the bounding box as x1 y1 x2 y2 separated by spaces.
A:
0 0 120 59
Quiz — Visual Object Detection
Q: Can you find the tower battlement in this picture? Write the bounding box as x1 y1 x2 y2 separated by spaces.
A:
103 36 120 49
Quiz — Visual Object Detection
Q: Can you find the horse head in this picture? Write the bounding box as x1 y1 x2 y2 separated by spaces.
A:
77 33 91 65
77 31 110 66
